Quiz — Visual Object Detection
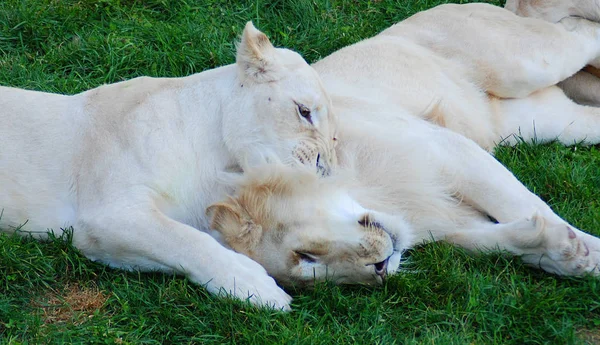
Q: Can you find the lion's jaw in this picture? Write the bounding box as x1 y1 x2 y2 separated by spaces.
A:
221 23 337 176
207 165 413 286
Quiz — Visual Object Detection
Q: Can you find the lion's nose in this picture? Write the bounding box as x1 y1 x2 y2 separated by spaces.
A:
374 257 390 278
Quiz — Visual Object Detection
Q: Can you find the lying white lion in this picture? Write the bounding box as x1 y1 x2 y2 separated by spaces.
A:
506 0 600 107
312 1 600 152
0 22 338 310
208 2 600 286
3 1 600 311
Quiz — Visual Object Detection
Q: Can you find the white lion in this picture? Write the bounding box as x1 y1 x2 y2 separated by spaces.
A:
505 0 600 107
0 22 338 310
312 1 600 152
208 2 600 287
4 1 600 310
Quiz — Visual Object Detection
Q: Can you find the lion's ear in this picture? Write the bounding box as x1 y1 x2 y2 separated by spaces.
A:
206 198 263 253
236 21 279 83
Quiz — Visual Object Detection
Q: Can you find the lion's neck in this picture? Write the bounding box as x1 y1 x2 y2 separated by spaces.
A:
156 65 245 230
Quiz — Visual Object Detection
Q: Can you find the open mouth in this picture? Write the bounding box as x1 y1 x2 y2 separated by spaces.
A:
374 256 390 279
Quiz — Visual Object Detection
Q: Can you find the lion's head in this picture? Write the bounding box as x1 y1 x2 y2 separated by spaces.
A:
207 165 413 286
222 22 337 176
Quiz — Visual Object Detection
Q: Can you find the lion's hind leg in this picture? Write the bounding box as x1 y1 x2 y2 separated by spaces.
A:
505 1 600 107
559 70 600 107
394 5 600 98
491 85 600 146
506 0 600 23
486 15 600 98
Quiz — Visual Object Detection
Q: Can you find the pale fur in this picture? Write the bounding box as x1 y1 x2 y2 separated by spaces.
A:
0 22 339 310
210 3 600 285
505 0 600 22
208 164 412 286
212 113 599 284
505 0 600 107
313 3 600 151
5 2 600 310
316 2 600 276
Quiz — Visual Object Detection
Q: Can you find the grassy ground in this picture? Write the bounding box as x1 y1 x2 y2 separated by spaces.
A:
1 0 599 344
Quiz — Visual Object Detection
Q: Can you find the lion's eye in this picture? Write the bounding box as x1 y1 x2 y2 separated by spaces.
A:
296 251 318 263
297 104 312 124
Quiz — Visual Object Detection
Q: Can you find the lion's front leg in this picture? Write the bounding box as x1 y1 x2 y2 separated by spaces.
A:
427 128 600 276
72 201 292 310
443 215 598 276
431 129 551 222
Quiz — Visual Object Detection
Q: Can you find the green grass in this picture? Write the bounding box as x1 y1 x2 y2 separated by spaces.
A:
1 0 599 344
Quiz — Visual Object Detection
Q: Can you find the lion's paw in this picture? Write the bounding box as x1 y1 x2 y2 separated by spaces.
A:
203 251 292 311
523 214 599 277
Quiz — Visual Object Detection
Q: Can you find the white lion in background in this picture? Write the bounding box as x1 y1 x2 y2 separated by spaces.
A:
313 1 600 152
0 22 338 310
506 0 600 107
208 1 600 292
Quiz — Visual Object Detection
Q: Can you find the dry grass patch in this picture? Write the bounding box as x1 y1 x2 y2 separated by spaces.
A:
578 328 600 345
31 283 109 326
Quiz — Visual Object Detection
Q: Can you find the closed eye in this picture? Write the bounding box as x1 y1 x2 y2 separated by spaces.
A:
295 251 318 263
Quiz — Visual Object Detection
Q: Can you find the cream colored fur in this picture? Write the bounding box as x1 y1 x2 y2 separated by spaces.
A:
209 3 600 285
313 2 600 151
505 0 600 22
505 0 600 107
207 164 412 286
315 2 600 276
211 114 599 285
0 22 338 310
5 2 600 310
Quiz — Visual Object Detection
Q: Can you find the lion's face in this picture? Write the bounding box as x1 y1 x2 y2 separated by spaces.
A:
207 165 413 286
223 22 337 176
